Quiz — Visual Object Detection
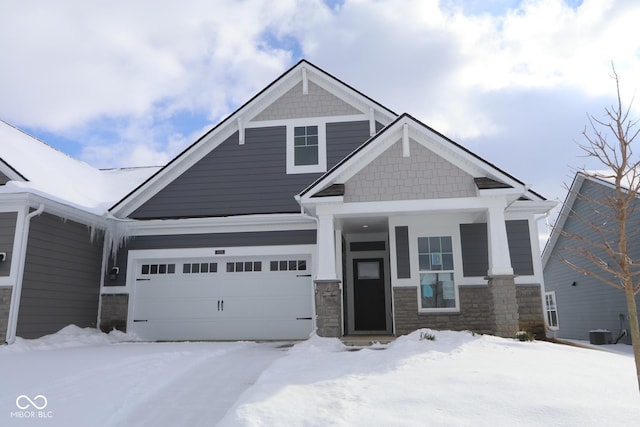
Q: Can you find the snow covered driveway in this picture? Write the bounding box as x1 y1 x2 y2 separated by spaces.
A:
2 326 640 426
0 327 287 426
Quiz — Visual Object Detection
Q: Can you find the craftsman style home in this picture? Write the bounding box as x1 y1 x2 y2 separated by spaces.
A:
1 60 556 343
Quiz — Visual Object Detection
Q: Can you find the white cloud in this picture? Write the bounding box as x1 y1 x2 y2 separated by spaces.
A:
1 0 639 184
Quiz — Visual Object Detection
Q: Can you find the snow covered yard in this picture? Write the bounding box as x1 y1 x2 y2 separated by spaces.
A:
1 326 639 426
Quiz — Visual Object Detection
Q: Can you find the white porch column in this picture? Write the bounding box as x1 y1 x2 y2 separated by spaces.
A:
486 201 514 276
316 214 338 281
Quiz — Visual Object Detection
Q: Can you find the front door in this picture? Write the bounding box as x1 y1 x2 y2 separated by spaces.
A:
353 258 386 331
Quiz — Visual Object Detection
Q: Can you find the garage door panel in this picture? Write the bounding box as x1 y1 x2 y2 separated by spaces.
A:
130 254 314 341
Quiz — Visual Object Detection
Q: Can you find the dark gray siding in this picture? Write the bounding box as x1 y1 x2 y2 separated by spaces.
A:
544 179 640 344
460 223 488 277
395 226 410 278
131 121 372 219
0 212 17 277
506 220 534 275
16 213 103 339
460 220 534 277
105 230 317 287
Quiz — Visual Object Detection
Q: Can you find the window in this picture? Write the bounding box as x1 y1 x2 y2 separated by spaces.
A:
141 263 175 275
294 126 318 166
545 291 559 329
418 236 457 310
183 263 218 274
270 259 307 271
286 123 326 174
226 261 262 273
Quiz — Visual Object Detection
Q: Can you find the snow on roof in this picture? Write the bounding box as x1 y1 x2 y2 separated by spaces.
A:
0 120 160 215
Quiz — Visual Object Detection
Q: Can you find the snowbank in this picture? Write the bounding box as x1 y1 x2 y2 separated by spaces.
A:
2 325 136 353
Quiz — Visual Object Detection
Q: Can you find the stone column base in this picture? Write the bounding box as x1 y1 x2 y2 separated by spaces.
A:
314 280 342 338
486 275 519 338
99 294 129 333
0 287 12 343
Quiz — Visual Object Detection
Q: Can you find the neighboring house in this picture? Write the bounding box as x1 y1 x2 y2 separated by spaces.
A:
0 122 158 341
543 171 640 344
1 60 556 343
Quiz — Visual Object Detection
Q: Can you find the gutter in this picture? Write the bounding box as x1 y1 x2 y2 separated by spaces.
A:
5 203 45 344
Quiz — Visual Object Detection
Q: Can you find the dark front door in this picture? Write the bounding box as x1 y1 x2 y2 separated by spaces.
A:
353 258 386 331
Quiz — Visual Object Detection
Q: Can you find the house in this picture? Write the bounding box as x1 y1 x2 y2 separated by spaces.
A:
542 171 640 344
1 60 556 343
0 121 158 341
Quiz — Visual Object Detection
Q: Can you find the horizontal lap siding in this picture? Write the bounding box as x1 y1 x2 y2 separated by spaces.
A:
544 180 640 343
131 122 371 219
0 212 17 277
16 213 103 339
460 220 534 277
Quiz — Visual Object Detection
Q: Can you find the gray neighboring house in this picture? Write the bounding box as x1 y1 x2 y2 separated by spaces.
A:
0 122 157 342
542 171 640 344
2 60 556 343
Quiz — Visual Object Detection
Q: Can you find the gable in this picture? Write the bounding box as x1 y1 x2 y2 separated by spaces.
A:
344 139 476 202
130 120 374 219
253 80 361 121
111 60 398 218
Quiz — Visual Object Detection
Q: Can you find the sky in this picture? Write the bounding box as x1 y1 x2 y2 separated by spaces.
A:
1 0 640 217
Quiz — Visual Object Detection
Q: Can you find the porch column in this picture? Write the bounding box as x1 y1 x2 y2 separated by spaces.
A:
314 214 342 337
486 202 519 337
486 202 513 276
316 214 338 281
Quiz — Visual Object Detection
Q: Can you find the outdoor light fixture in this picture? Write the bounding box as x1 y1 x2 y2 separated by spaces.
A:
109 266 120 281
571 281 577 287
0 252 6 262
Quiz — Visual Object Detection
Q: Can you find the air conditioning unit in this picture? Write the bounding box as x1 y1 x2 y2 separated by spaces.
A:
589 330 612 345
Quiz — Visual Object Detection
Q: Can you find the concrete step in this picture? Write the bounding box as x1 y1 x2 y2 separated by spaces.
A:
341 335 395 347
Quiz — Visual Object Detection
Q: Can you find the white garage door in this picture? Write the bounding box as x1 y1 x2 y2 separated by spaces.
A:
130 254 314 341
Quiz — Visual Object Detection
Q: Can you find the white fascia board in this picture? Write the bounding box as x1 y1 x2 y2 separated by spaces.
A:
0 192 107 228
315 196 509 217
122 213 317 236
0 160 26 182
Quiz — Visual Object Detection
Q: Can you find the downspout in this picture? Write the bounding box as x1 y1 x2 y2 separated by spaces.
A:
5 204 45 344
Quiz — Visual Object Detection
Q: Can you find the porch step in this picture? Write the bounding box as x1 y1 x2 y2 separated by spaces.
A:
341 336 395 347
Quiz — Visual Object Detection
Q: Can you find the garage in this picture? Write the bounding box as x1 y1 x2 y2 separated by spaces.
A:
128 251 314 341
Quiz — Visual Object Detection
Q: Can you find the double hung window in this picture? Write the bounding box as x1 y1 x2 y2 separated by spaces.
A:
418 236 457 310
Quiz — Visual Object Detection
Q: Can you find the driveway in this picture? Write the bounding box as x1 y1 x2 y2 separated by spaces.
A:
0 337 287 427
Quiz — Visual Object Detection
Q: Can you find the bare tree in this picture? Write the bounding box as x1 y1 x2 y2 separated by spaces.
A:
558 65 640 390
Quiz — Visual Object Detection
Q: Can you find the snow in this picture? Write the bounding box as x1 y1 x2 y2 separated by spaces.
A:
1 326 639 426
0 121 159 214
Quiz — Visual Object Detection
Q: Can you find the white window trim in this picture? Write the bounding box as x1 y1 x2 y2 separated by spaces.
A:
544 291 559 330
286 122 327 174
416 236 460 313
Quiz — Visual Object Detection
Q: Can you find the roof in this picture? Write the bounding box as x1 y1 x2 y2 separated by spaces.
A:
109 59 399 217
0 120 159 215
299 113 548 203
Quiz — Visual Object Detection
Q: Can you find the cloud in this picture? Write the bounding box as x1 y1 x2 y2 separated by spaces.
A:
1 0 639 196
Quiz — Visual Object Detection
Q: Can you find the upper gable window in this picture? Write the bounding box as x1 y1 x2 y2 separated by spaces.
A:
294 126 318 166
286 123 327 174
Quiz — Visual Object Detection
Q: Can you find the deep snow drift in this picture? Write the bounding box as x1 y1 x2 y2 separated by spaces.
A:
1 326 639 426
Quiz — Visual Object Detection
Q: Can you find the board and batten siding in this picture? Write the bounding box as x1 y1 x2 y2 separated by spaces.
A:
460 220 535 277
131 121 373 219
544 179 640 344
16 213 104 339
105 229 317 287
0 211 17 277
